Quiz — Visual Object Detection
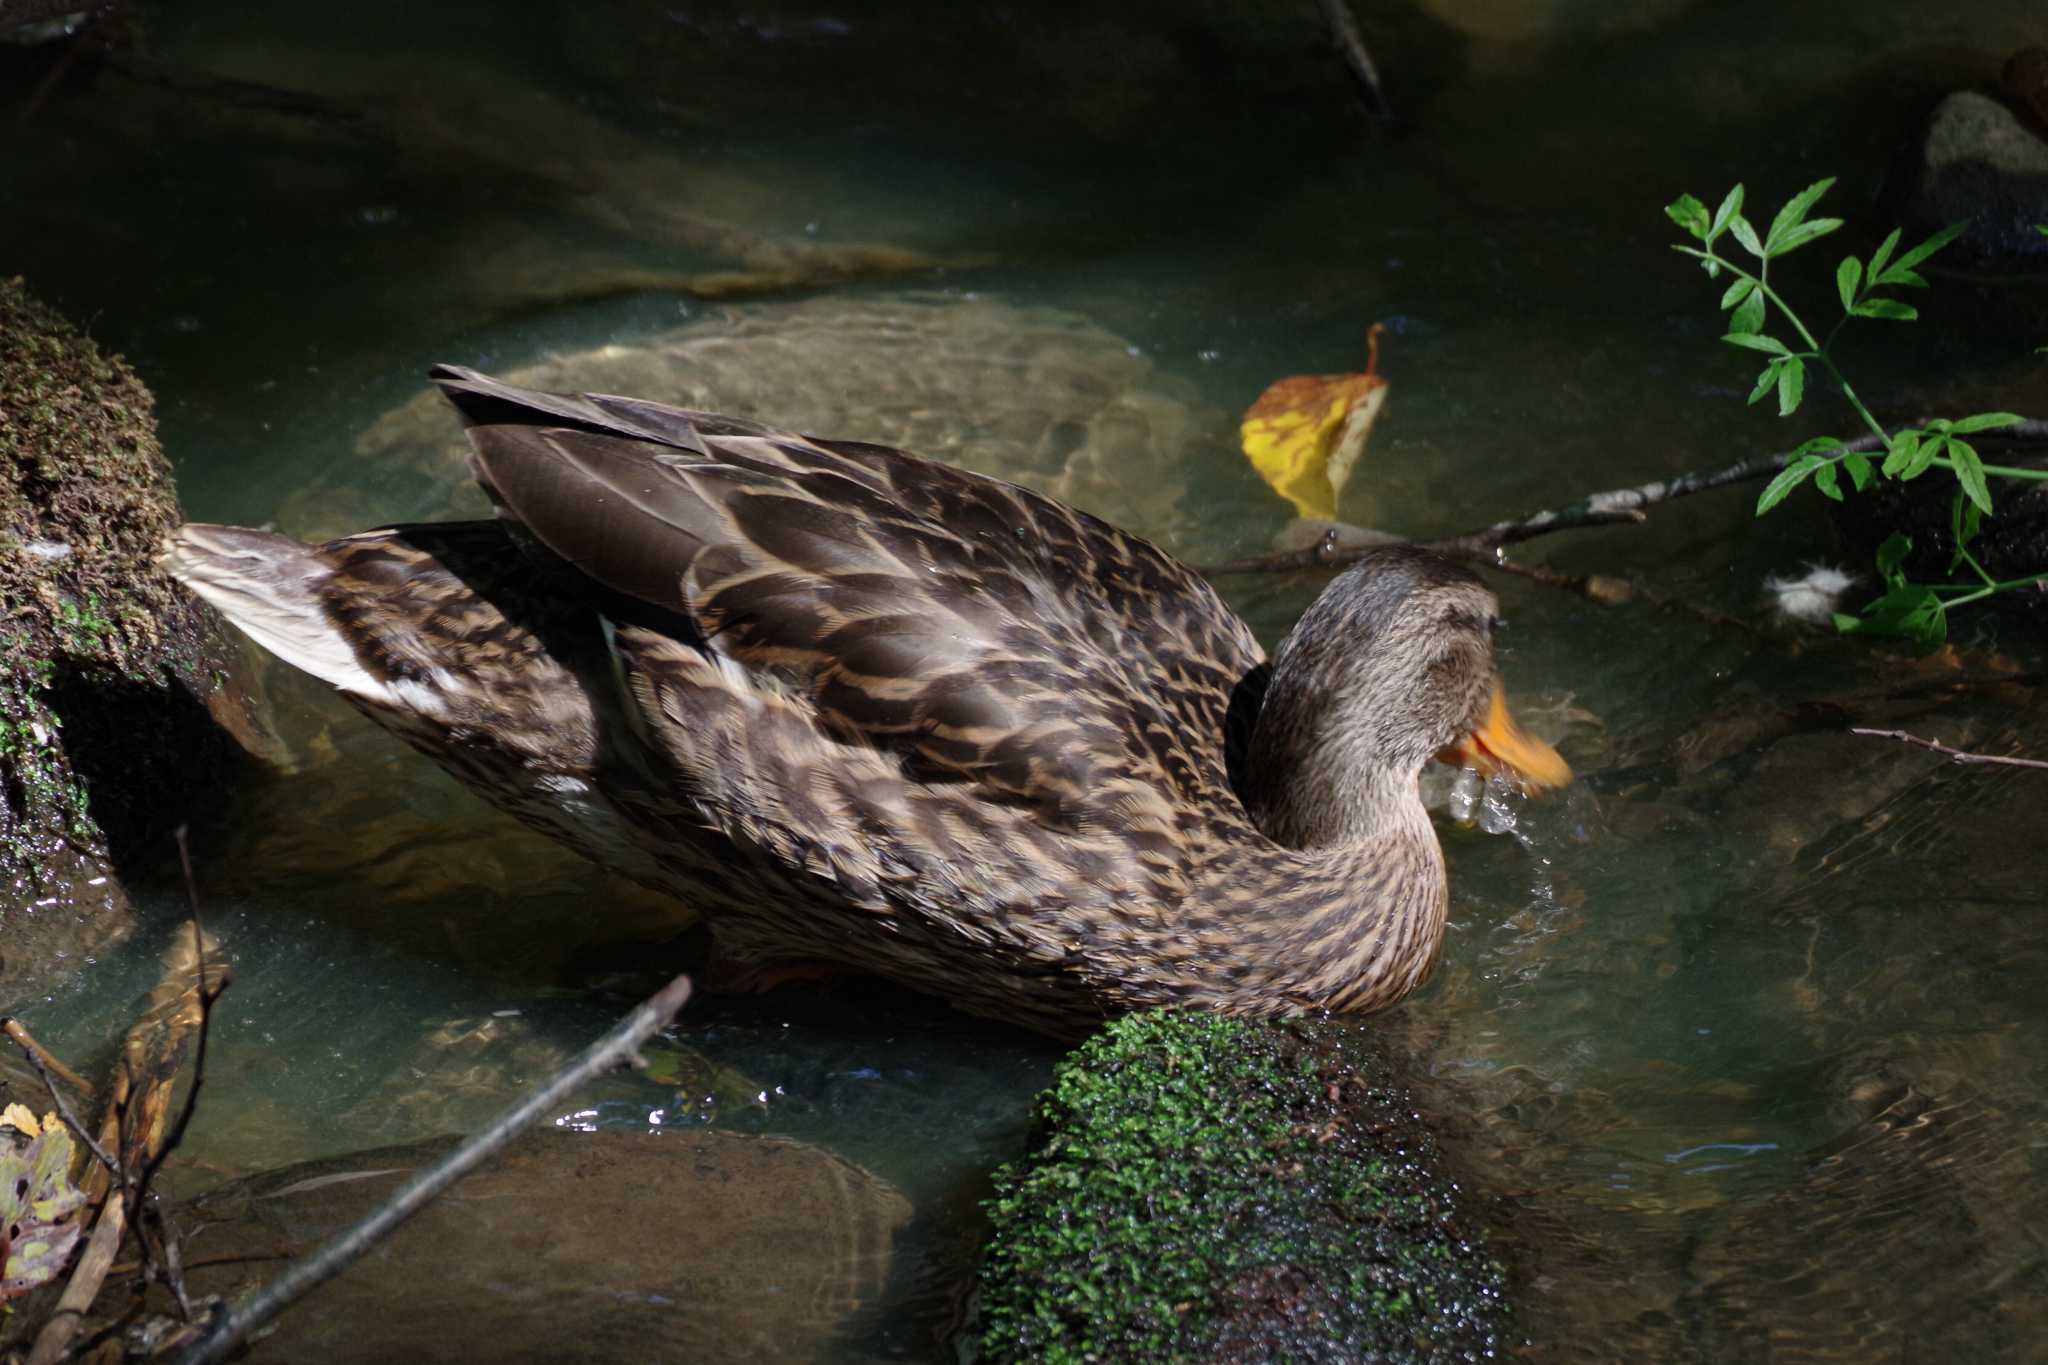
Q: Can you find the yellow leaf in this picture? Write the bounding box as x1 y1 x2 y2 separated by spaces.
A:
1 1103 40 1138
1239 325 1390 520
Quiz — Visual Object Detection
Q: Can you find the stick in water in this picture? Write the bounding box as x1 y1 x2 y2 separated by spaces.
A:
172 974 694 1365
1848 727 2048 771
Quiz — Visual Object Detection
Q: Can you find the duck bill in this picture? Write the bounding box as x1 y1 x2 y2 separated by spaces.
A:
1438 682 1571 793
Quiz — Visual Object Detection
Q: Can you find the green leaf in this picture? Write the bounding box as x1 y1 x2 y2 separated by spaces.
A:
1723 331 1793 355
1766 178 1837 249
1720 275 1757 310
1881 267 1928 289
1946 411 2024 434
1812 459 1842 499
1876 532 1913 584
1756 452 1827 514
1836 256 1862 311
1948 437 1992 513
1771 217 1843 257
1879 220 1967 283
1666 194 1711 240
1729 214 1764 259
1709 185 1745 242
1902 434 1940 480
1844 450 1874 490
1730 286 1766 335
1747 361 1780 406
1852 298 1919 321
1776 355 1806 416
1837 583 1947 651
1867 227 1901 282
1948 491 1984 571
1881 429 1922 478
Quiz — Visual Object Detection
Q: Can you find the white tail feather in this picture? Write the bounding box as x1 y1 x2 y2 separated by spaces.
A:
160 524 390 701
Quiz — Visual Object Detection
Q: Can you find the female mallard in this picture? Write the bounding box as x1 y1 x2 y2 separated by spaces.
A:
165 366 1568 1037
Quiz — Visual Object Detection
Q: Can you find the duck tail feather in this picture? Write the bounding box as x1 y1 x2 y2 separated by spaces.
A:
159 524 384 699
429 364 725 454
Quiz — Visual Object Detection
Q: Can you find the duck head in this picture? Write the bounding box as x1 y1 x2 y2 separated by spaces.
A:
1243 546 1569 850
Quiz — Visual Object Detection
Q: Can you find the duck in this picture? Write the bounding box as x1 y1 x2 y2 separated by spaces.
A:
163 365 1569 1038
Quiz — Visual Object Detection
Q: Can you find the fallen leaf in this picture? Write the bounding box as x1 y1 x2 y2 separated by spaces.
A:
0 1104 41 1139
1240 324 1390 520
0 1125 85 1301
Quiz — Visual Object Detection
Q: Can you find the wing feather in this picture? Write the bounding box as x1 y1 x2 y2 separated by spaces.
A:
439 371 1263 831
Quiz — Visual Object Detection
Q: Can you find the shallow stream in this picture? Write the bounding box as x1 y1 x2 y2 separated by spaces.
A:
7 1 2048 1358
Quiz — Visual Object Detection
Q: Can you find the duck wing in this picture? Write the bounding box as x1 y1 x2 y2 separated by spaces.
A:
433 366 1264 829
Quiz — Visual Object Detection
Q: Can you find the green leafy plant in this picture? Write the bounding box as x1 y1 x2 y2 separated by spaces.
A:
1667 180 2048 648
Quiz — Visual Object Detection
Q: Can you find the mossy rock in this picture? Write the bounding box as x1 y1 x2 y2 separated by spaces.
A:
972 1011 1510 1363
0 277 249 982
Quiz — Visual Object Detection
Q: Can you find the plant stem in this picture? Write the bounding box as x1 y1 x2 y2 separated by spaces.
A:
1935 571 2048 610
1929 456 2048 481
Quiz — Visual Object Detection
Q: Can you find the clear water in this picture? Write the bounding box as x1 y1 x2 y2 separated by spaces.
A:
7 1 2048 1358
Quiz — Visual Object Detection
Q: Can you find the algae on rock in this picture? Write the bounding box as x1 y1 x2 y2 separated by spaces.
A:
973 1011 1509 1363
0 277 246 984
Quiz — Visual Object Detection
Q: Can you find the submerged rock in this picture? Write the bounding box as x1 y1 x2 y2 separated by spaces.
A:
167 1128 912 1363
283 292 1226 556
1891 90 2048 271
0 278 251 990
970 1011 1509 1362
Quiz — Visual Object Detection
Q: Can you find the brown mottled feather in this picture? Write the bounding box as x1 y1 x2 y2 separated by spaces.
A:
163 366 1555 1038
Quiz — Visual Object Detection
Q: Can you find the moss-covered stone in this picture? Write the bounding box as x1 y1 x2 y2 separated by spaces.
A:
0 277 248 977
972 1012 1509 1363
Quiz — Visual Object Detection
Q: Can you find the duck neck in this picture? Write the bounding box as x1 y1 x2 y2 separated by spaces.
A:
1252 758 1429 850
1241 658 1435 851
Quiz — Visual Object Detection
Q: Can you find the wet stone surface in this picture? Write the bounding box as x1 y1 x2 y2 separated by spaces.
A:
162 1129 914 1363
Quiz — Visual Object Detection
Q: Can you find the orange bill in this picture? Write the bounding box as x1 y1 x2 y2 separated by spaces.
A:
1437 681 1571 793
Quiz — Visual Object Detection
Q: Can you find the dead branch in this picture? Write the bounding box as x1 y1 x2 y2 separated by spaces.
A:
171 973 695 1365
0 1018 94 1098
25 1187 128 1365
1485 557 1767 637
1200 418 2048 577
26 904 232 1364
11 1034 119 1179
1317 0 1394 127
1849 727 2048 770
136 833 228 1207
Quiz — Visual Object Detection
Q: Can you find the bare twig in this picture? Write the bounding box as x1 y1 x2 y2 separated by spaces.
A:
136 830 227 1202
1485 557 1766 637
11 1037 119 1178
1 1017 95 1097
1849 727 2048 770
172 973 695 1365
1317 0 1394 127
25 1183 128 1365
1201 419 2048 577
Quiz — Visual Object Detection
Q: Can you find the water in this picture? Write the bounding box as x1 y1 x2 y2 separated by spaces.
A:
7 1 2048 1358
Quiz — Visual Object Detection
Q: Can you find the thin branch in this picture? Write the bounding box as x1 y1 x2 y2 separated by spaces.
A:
25 1184 128 1365
1316 0 1394 127
1200 419 2048 578
136 829 227 1199
1486 557 1766 637
1 1017 94 1098
4 1024 118 1176
1848 727 2048 770
172 973 695 1365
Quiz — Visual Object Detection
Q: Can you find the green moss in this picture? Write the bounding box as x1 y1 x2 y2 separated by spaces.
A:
0 276 240 903
974 1012 1509 1363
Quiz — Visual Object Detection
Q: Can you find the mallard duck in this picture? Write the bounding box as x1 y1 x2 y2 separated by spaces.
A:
164 366 1568 1038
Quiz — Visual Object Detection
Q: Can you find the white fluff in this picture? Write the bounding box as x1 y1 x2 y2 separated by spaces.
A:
1763 564 1859 626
